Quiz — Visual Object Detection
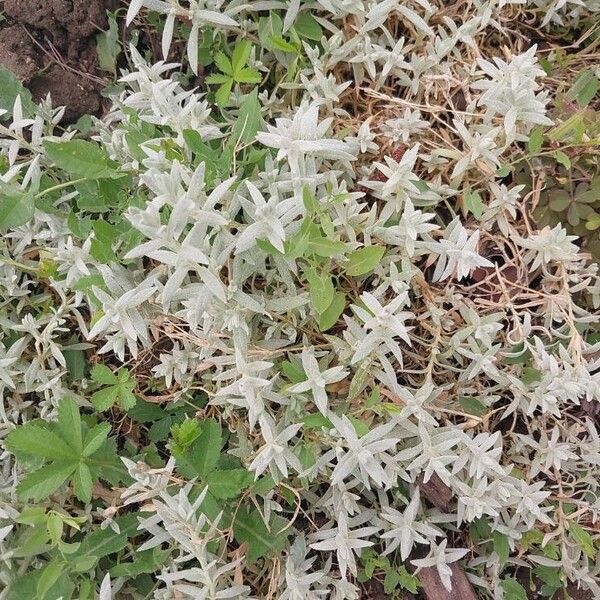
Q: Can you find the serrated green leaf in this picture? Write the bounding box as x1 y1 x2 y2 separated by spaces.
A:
73 463 93 503
57 397 82 452
215 79 233 107
5 424 76 461
345 246 385 276
176 419 222 478
231 40 252 74
17 462 76 501
500 577 528 600
233 508 290 562
71 515 137 566
91 364 118 384
235 68 262 84
206 468 253 498
91 386 120 411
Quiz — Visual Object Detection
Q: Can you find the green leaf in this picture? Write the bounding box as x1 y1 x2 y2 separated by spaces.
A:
214 51 232 75
43 140 120 179
500 577 528 600
302 186 319 213
206 468 253 498
71 515 137 566
82 423 110 457
568 521 596 559
397 565 419 593
302 413 332 429
305 267 334 314
37 559 66 600
171 418 202 453
73 463 93 503
46 512 63 544
17 462 76 501
553 149 571 169
528 126 544 154
493 530 510 565
0 184 34 231
90 386 120 411
91 364 118 384
0 65 35 119
345 246 385 276
522 366 541 385
177 419 222 478
464 189 485 219
5 424 76 461
233 508 290 562
63 347 86 381
229 88 262 147
7 571 74 600
96 13 120 74
458 396 487 417
308 236 348 257
205 73 232 85
566 69 600 107
270 35 298 53
91 367 137 411
215 79 233 107
318 292 345 331
294 13 323 40
110 548 170 577
231 40 252 74
285 218 313 259
57 397 82 452
235 68 262 84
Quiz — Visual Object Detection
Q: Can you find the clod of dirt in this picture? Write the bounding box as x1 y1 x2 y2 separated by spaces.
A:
0 0 111 122
0 25 41 82
28 65 102 123
3 0 108 43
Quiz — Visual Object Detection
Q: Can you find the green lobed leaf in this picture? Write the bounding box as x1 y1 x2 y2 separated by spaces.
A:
233 508 290 562
206 468 254 498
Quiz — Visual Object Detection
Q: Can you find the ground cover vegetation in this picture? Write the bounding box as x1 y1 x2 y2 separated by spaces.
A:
1 0 600 598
